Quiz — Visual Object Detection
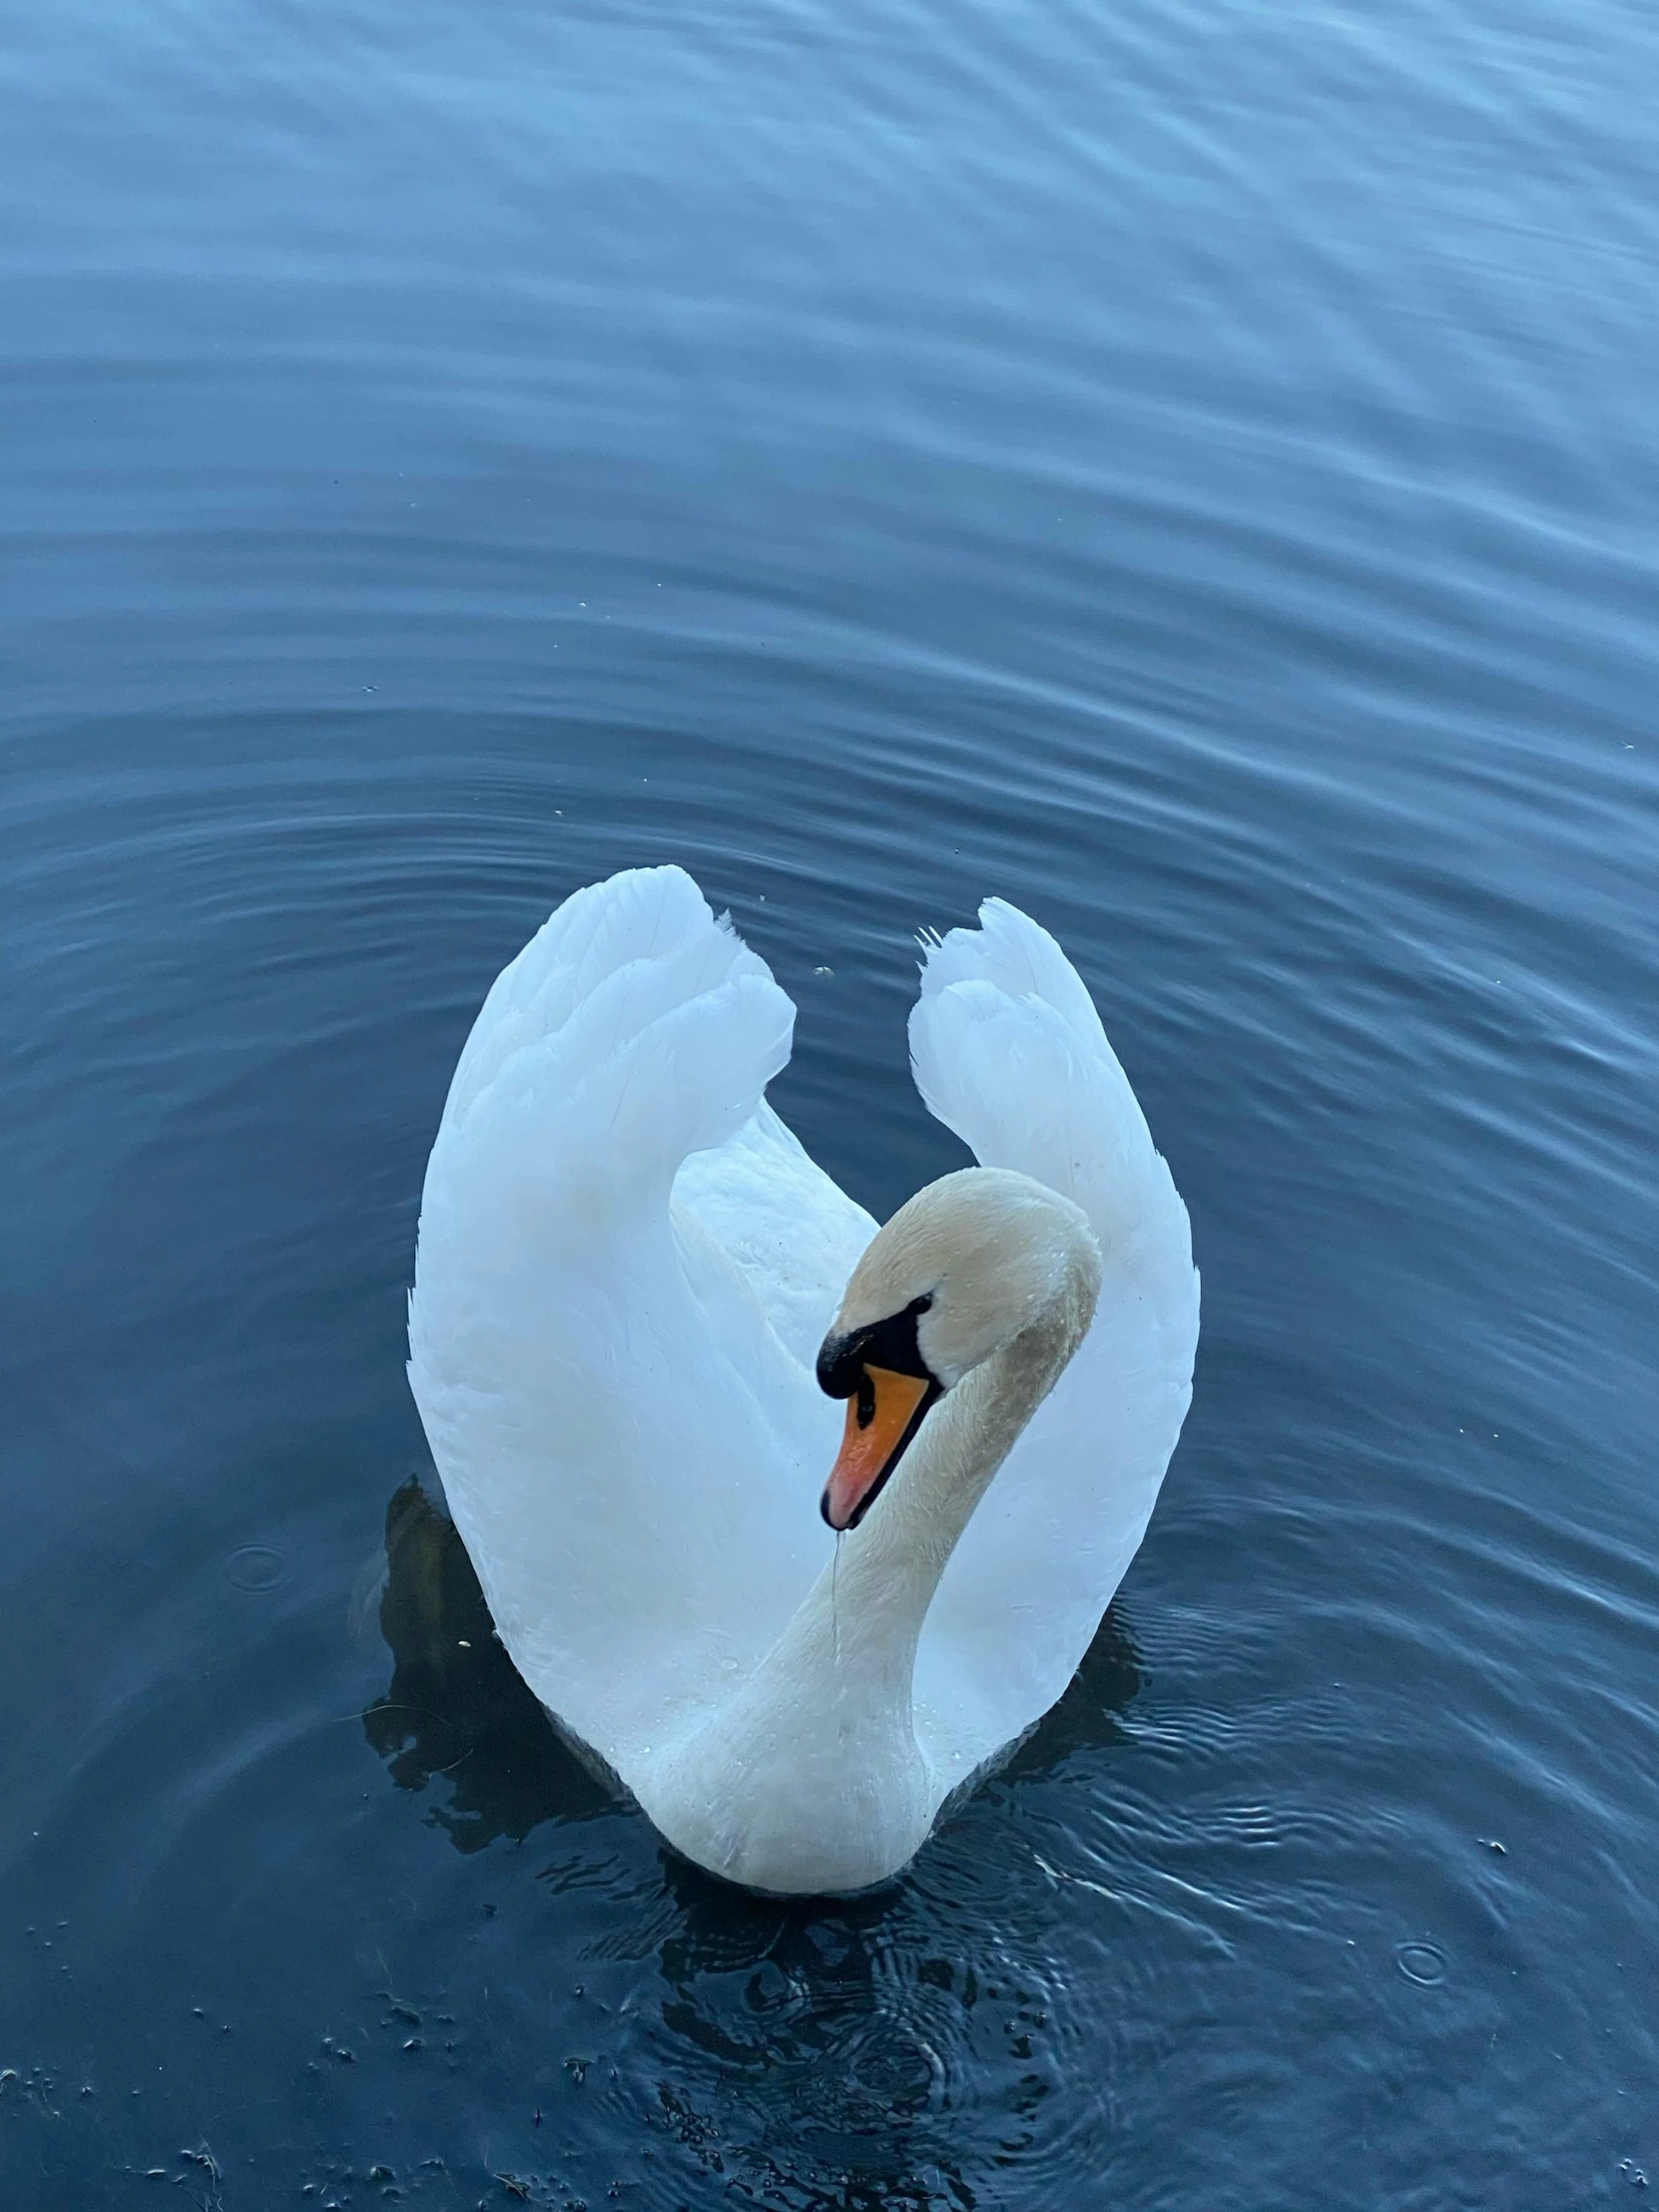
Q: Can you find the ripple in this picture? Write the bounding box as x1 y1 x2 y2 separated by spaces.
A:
223 1544 286 1592
1394 1940 1448 1986
797 2010 945 2135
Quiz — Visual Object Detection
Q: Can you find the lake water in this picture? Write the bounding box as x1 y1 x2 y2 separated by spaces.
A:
3 0 1656 2201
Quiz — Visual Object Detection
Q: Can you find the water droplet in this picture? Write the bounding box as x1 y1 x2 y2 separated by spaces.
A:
1395 1940 1446 1985
224 1546 285 1592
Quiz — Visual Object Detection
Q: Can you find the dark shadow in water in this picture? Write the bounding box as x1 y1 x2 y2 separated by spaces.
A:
641 1860 970 2207
361 1475 613 1849
363 1474 1143 1866
1000 1596 1142 1776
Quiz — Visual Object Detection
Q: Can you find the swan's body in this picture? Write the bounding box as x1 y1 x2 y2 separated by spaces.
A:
408 866 1198 1893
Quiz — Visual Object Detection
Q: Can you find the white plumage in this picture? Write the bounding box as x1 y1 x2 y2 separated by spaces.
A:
408 865 1198 1892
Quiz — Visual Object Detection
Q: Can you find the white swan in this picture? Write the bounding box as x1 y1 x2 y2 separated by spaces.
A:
408 865 1198 1894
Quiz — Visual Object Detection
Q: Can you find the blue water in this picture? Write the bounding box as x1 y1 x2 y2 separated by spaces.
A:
3 0 1657 2201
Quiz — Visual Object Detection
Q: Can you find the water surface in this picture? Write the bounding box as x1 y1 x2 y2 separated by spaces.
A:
2 0 1657 2203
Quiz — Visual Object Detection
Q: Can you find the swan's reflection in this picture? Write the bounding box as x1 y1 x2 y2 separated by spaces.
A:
361 1476 612 1848
648 1860 943 2164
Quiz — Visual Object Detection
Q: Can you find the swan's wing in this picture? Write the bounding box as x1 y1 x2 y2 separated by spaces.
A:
673 1101 877 1372
408 866 845 1777
906 900 1200 1784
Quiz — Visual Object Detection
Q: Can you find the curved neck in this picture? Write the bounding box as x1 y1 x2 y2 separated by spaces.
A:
830 1322 1062 1669
761 1261 1094 1732
641 1239 1100 1891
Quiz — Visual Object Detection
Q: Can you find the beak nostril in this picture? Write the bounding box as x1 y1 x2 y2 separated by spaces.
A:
854 1373 875 1429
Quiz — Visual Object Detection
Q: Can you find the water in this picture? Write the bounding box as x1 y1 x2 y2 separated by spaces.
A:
2 0 1656 2199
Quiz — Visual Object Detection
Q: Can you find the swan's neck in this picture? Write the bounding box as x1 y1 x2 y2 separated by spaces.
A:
636 1245 1097 1891
773 1287 1088 1723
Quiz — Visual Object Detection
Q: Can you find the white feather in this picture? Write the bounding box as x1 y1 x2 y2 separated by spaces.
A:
909 899 1200 1776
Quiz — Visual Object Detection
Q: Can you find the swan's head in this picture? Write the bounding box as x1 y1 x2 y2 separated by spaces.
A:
816 1167 1101 1531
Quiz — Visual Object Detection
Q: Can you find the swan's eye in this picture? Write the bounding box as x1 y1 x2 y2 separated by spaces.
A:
816 1295 938 1401
854 1371 876 1429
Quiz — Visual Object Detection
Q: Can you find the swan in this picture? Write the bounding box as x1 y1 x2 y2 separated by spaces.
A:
407 865 1198 1894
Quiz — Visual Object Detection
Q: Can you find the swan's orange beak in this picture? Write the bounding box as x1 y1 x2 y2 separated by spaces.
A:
821 1366 936 1532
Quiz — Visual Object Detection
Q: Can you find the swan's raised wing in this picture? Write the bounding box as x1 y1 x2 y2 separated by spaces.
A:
408 866 851 1775
906 900 1200 1782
